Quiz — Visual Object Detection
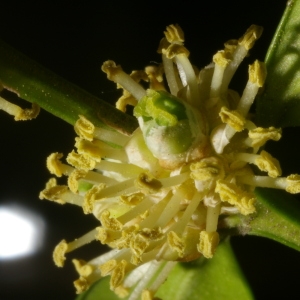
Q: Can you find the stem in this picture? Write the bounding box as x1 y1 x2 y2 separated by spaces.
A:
0 39 138 134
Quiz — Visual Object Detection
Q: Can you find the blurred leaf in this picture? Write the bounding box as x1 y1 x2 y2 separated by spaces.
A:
0 40 137 134
256 0 300 127
76 240 253 300
224 188 300 252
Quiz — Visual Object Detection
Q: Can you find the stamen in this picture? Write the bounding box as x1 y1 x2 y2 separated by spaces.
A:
83 183 106 214
67 151 96 171
102 61 146 100
47 152 74 177
117 197 154 224
221 25 263 92
210 51 231 98
0 96 40 120
219 107 246 132
215 180 255 215
147 261 177 295
198 231 220 259
170 191 204 234
74 115 95 141
167 231 185 258
236 60 266 117
161 53 181 96
93 126 130 147
248 126 282 148
164 24 184 44
53 228 97 267
39 178 84 206
165 44 200 105
206 203 221 233
145 66 166 91
95 160 144 179
128 261 163 300
238 174 300 194
235 150 282 178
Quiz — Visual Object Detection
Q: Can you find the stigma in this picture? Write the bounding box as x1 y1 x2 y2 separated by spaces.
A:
37 24 300 300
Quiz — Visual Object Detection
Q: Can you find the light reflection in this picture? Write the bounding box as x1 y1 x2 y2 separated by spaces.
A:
0 204 45 260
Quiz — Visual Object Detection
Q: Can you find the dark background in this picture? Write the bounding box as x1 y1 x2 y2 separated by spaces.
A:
1 1 300 299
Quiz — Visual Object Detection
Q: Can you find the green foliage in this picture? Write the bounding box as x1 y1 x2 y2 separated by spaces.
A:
256 0 300 127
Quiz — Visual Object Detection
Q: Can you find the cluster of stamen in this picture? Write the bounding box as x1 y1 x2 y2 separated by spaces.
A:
29 24 300 300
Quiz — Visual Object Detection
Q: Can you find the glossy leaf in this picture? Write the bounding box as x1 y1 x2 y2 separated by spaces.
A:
76 240 253 300
0 40 137 135
256 0 300 127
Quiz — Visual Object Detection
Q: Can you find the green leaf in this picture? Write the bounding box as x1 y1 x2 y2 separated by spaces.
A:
76 240 253 300
0 39 137 134
224 188 300 252
256 0 300 127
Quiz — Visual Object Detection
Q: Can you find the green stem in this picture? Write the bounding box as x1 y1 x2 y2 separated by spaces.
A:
0 39 138 134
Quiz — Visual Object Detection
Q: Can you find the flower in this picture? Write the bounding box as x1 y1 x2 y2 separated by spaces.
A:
5 24 300 299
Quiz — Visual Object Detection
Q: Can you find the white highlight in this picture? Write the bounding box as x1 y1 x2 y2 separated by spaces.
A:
0 204 45 260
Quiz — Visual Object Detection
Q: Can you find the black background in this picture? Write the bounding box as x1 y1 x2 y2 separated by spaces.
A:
1 1 300 299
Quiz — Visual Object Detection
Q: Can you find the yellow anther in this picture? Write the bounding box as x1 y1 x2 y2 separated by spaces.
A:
135 172 162 193
46 152 64 177
74 276 89 294
145 65 166 91
164 44 190 60
102 60 123 80
168 231 185 258
72 259 94 277
83 183 106 214
96 227 121 245
142 289 154 300
96 227 109 244
130 70 149 83
115 285 129 298
249 126 282 148
99 259 117 276
198 231 220 259
213 51 232 68
164 24 184 44
74 115 95 141
190 157 225 181
116 94 138 112
39 179 68 204
140 227 163 241
114 225 139 249
120 192 144 206
255 150 282 178
286 174 300 194
110 260 127 290
100 210 123 231
216 180 256 215
248 60 267 87
130 233 149 259
75 138 102 162
0 96 40 120
68 169 87 193
53 239 68 267
238 25 263 50
67 150 96 171
219 106 246 132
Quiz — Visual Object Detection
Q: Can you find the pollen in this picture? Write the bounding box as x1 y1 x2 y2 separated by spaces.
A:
34 24 300 300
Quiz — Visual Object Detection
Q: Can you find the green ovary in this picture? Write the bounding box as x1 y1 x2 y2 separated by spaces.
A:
143 118 193 155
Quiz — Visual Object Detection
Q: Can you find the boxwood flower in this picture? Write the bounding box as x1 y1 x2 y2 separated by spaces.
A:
3 24 300 300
